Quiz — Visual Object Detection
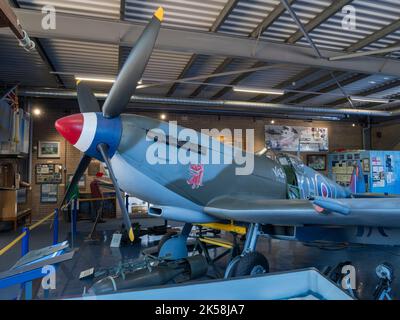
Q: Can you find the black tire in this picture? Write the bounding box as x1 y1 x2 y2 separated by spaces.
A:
232 252 269 277
157 230 178 252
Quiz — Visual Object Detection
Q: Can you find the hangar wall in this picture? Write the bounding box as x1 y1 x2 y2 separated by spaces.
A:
29 99 363 220
371 122 400 151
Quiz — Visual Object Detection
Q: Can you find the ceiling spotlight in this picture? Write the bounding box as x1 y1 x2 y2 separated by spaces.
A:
352 123 356 127
270 120 275 124
33 108 42 116
233 87 285 95
350 96 389 104
160 114 167 120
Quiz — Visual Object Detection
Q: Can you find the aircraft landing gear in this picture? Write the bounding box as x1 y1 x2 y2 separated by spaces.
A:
225 223 269 278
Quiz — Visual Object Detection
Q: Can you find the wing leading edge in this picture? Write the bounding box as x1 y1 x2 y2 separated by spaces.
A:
204 196 400 228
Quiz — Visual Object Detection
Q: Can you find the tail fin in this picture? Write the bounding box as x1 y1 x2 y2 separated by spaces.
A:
349 160 366 194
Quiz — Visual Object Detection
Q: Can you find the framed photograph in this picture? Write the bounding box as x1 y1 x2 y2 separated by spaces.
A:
40 184 58 203
307 154 327 171
67 174 86 190
38 141 60 158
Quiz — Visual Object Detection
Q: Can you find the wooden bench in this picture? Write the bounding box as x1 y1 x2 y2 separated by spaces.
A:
0 189 32 231
0 209 32 231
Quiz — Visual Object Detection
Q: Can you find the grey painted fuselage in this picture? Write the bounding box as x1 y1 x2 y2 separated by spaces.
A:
100 114 400 246
111 114 348 222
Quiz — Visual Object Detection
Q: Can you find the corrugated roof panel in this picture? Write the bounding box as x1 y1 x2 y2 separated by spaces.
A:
218 0 280 36
0 35 57 87
124 0 230 31
303 75 398 106
196 58 259 99
226 64 307 100
120 47 194 95
275 72 354 104
40 39 119 90
339 77 400 108
261 0 332 42
17 0 121 19
362 29 400 60
304 0 400 51
173 54 227 97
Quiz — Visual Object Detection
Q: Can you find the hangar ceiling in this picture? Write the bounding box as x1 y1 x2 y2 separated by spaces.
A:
1 0 400 115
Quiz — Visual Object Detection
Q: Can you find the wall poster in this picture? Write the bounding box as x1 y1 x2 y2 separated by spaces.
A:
40 184 58 203
265 125 328 152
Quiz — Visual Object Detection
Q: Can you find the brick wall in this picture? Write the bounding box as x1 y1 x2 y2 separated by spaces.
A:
371 122 400 150
29 99 363 220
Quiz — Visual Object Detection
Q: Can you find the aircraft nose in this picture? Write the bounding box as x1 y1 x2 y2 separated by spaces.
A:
55 113 84 145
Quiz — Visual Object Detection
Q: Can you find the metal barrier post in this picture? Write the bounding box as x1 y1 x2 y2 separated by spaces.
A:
21 227 29 256
53 209 59 245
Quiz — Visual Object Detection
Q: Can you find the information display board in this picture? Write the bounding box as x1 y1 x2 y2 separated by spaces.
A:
328 150 400 194
265 125 328 152
35 164 62 184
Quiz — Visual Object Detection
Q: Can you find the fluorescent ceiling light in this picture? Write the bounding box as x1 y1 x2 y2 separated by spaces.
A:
75 76 144 88
233 87 285 95
350 96 390 104
75 76 115 83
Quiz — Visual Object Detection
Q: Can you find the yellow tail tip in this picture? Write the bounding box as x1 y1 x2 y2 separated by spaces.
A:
128 227 135 242
154 7 164 22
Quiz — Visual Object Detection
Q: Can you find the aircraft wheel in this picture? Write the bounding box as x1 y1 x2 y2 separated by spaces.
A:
232 251 269 277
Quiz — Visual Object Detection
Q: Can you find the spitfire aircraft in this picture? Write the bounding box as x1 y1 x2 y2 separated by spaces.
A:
55 7 400 277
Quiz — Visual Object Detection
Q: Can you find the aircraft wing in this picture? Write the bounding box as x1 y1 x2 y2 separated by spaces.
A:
204 196 400 227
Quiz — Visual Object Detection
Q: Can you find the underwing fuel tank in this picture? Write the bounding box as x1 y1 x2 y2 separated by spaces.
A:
88 255 208 296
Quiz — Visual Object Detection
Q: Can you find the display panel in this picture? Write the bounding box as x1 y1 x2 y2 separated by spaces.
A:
265 125 328 152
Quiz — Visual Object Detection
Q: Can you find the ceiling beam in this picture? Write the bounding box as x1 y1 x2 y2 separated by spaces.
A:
210 0 239 32
6 2 64 87
250 0 349 102
0 0 24 38
168 0 239 97
347 19 400 52
7 9 400 77
206 0 342 100
250 0 296 38
287 0 353 44
117 0 126 71
205 0 295 98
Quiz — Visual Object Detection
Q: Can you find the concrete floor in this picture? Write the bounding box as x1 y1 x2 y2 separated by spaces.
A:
1 217 400 300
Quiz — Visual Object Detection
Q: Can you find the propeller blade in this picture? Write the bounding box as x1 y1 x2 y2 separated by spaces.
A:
77 82 101 113
97 143 134 242
60 154 92 208
102 7 163 119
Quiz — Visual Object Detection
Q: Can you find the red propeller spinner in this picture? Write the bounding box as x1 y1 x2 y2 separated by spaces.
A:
55 113 84 146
